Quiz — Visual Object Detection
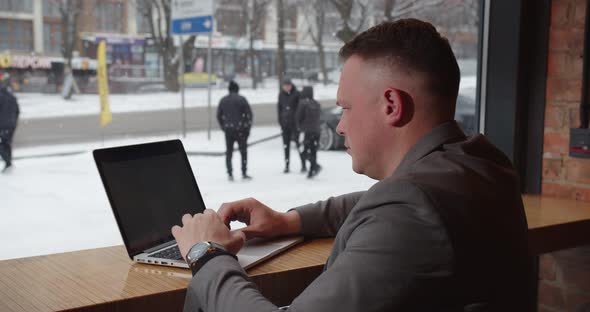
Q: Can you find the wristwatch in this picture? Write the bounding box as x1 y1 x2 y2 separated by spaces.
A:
185 241 237 276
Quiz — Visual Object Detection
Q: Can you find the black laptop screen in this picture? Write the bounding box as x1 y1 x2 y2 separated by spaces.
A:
94 140 206 257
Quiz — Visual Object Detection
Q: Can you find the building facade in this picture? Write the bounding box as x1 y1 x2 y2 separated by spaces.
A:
0 0 477 93
0 0 344 93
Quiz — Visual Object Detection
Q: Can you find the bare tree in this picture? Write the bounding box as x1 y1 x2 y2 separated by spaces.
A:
329 0 370 43
300 0 329 85
181 34 196 73
56 0 82 70
377 0 480 58
381 0 445 21
136 0 196 92
47 0 82 99
277 0 287 87
378 0 478 28
243 0 272 89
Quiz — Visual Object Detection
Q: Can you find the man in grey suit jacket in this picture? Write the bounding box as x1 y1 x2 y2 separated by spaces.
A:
171 19 535 311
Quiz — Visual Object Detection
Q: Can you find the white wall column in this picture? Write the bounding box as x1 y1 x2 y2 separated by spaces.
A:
33 0 43 54
127 0 137 35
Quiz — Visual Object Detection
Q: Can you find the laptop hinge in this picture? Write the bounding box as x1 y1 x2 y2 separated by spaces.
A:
144 240 176 254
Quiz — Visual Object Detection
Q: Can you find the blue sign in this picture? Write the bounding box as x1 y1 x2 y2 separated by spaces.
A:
171 15 213 34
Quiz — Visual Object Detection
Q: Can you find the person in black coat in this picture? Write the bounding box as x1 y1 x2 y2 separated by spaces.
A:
296 86 322 178
217 80 253 181
0 83 19 173
277 79 305 173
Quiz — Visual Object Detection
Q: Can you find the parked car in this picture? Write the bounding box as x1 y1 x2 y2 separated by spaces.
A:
285 68 320 82
318 88 477 151
319 106 345 150
455 93 477 135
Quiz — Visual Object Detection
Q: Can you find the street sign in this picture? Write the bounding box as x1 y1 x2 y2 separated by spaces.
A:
171 0 214 34
171 0 215 140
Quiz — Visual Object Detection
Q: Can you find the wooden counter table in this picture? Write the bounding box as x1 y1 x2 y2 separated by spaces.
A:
523 194 590 255
0 239 332 312
2 195 590 311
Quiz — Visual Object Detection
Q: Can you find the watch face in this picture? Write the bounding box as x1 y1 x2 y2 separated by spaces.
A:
187 243 210 262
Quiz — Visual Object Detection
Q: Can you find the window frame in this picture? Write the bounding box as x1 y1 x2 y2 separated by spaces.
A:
0 18 34 52
479 0 551 194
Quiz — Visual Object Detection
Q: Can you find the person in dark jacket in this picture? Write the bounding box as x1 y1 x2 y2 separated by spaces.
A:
217 80 253 181
296 86 322 178
277 79 305 173
0 79 19 173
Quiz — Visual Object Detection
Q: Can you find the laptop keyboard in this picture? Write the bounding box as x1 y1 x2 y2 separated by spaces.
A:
148 245 183 260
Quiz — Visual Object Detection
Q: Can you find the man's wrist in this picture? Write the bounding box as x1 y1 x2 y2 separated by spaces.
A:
186 242 238 276
282 210 302 236
189 252 236 276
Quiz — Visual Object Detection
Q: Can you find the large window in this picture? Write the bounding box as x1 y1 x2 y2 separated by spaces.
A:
283 3 298 42
42 0 61 17
216 2 246 37
0 0 33 13
96 1 125 33
0 19 33 51
0 0 482 261
135 6 151 34
43 22 62 55
323 13 341 40
42 1 62 55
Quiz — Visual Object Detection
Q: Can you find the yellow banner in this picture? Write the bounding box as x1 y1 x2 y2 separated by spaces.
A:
0 53 11 68
97 41 112 126
180 73 217 86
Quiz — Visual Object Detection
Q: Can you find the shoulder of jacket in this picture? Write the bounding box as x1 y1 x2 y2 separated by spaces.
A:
359 178 437 215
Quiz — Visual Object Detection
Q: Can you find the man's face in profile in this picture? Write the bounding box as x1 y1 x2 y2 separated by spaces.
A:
336 56 387 179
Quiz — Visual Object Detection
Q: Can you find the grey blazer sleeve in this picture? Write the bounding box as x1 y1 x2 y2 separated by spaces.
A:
292 191 365 237
287 182 453 311
183 182 453 312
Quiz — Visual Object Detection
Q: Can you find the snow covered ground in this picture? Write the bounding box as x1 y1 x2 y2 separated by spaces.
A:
16 76 477 120
17 80 340 120
0 126 376 261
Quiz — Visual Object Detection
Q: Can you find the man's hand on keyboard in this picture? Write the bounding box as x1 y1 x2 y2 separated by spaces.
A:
171 209 246 260
217 198 301 239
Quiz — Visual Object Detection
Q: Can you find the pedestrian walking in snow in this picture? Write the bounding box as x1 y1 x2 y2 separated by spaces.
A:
277 78 305 173
296 86 322 178
0 73 19 173
217 80 253 181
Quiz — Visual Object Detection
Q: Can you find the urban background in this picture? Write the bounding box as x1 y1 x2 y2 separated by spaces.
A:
0 0 482 275
0 0 479 94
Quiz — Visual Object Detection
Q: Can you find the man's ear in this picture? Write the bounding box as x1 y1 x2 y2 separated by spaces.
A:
383 88 404 126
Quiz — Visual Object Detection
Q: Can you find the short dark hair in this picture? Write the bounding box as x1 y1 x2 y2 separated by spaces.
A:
339 19 460 104
228 80 239 93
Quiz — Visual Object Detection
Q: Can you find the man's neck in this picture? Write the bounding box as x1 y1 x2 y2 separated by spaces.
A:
379 122 441 180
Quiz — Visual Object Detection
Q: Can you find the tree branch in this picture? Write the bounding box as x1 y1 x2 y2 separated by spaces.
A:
390 0 445 19
354 0 368 34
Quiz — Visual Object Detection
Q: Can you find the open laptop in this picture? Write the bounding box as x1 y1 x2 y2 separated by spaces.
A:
93 139 302 270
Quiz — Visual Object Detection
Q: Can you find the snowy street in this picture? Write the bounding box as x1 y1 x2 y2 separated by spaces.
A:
0 126 376 261
17 80 340 120
12 76 476 147
13 81 341 147
16 76 476 120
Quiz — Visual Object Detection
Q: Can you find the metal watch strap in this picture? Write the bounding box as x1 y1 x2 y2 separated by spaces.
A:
189 246 237 276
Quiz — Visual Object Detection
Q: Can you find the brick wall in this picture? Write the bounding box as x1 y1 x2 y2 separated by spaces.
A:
538 249 590 312
543 0 589 198
540 0 590 311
